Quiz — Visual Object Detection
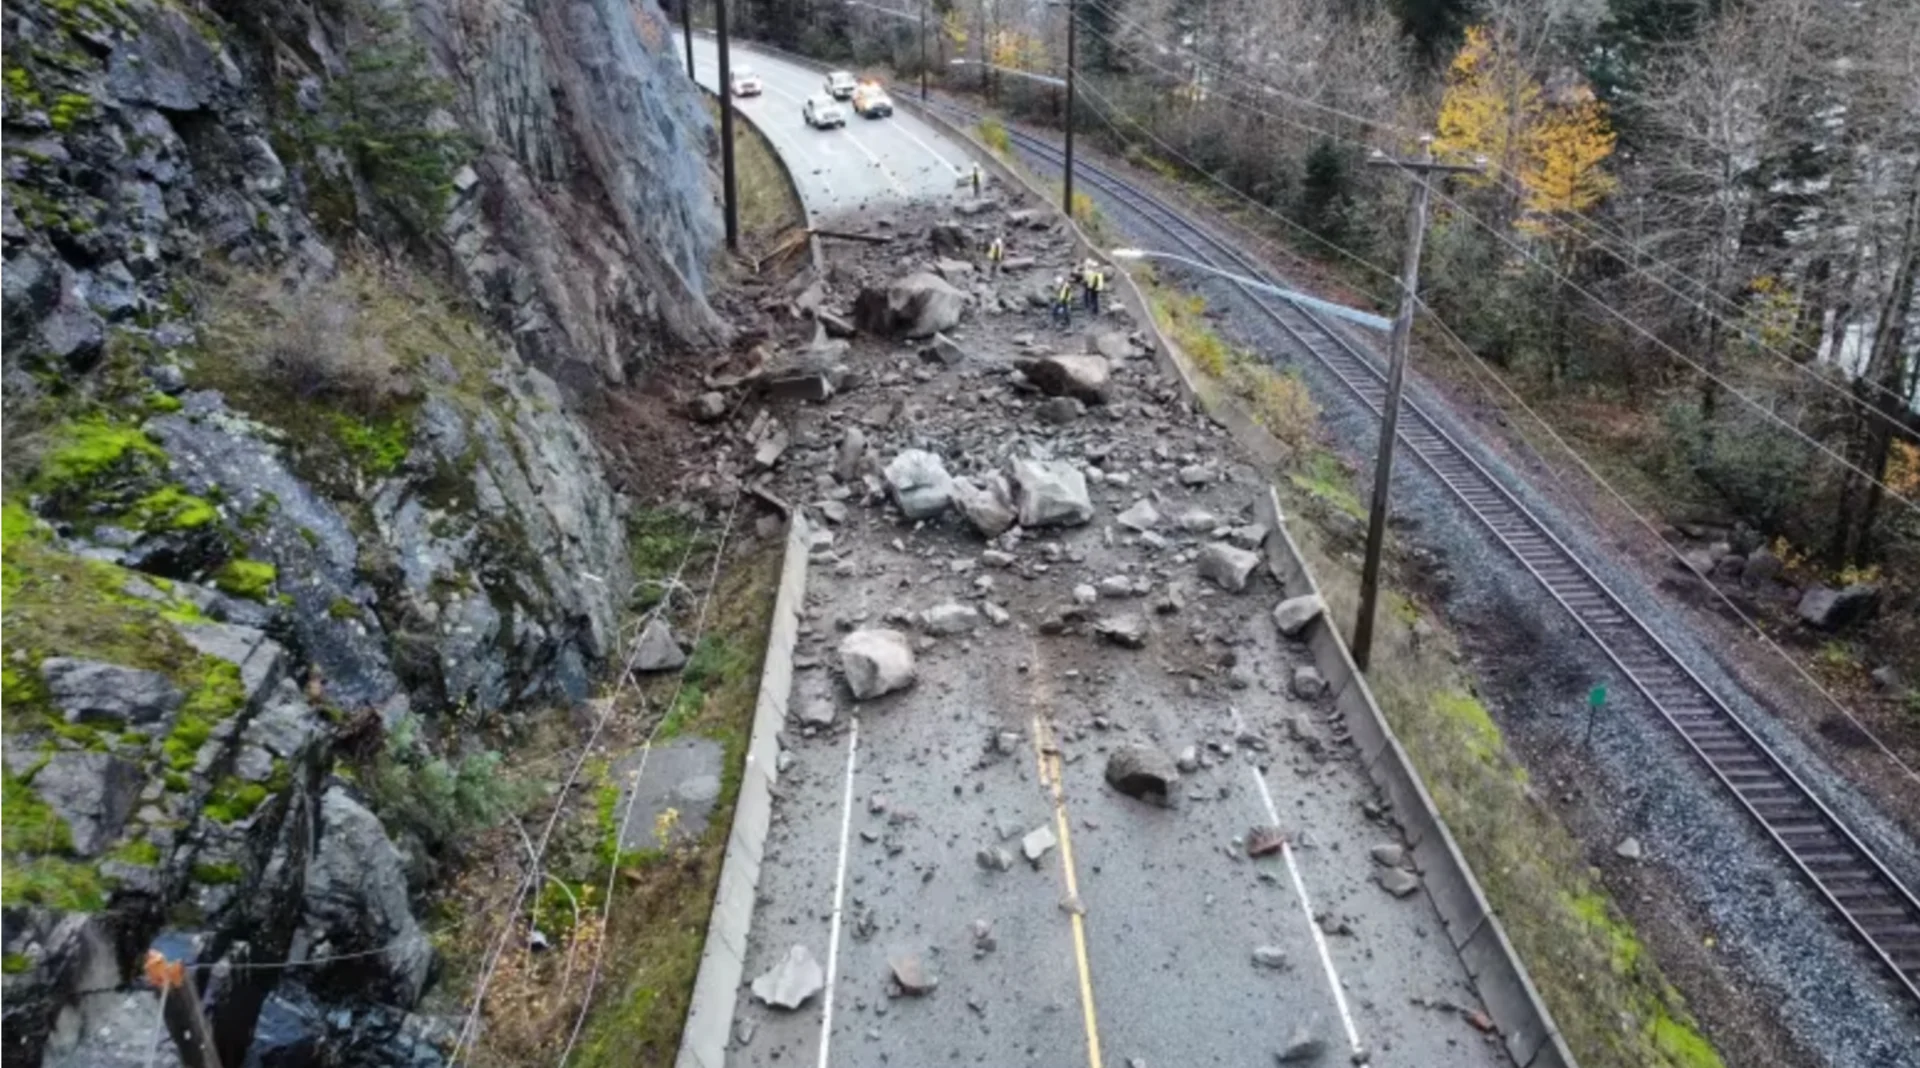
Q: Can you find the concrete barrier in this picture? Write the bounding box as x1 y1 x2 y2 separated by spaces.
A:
676 514 812 1068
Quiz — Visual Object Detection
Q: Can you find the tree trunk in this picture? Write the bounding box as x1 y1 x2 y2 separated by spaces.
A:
1832 168 1920 564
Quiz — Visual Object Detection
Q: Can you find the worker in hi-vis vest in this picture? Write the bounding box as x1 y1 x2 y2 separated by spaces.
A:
1083 262 1105 316
987 235 1006 279
1050 274 1073 329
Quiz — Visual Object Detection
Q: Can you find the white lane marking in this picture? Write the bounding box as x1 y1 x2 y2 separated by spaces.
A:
817 717 861 1068
1250 764 1366 1058
888 115 964 175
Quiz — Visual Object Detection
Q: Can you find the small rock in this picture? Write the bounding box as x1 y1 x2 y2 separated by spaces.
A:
1198 542 1262 592
1276 1024 1327 1063
800 698 837 728
971 918 997 954
1104 743 1179 803
1017 354 1111 404
952 474 1018 538
1175 745 1200 773
1117 499 1162 532
889 948 936 995
1377 868 1421 897
1290 666 1327 700
1038 396 1086 424
835 426 869 482
1369 844 1405 868
840 629 917 699
1023 825 1057 865
691 391 729 422
976 846 1015 872
921 602 981 636
1094 615 1149 648
1178 464 1216 486
751 945 825 1010
1012 459 1094 527
1251 946 1289 970
1615 837 1644 861
1247 826 1286 857
1272 595 1325 638
1177 508 1220 533
926 331 968 366
633 617 688 672
1073 584 1100 606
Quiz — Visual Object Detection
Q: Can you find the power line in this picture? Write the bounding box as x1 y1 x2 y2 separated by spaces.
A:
1069 0 1920 428
1061 41 1920 517
1057 57 1920 782
556 485 748 1066
447 508 720 1068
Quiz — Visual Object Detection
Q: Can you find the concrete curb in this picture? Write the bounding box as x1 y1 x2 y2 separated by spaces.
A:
675 513 812 1068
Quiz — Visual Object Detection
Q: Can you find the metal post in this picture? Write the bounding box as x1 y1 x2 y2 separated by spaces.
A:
683 0 696 80
919 0 928 101
1352 137 1478 670
1063 0 1076 218
715 0 739 251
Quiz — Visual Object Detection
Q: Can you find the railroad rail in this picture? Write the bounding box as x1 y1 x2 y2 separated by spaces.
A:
934 103 1920 1004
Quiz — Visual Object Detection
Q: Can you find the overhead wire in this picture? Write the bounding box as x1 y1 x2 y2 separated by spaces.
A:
1057 29 1920 515
447 508 719 1068
1070 0 1920 427
555 484 748 1066
1051 45 1920 782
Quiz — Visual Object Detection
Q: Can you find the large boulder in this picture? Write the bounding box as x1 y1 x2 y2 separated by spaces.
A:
1017 354 1111 404
300 788 434 1006
1796 584 1880 631
840 629 917 699
1011 459 1093 528
38 658 182 726
884 450 955 520
951 474 1017 537
29 752 142 857
633 617 687 672
852 272 967 339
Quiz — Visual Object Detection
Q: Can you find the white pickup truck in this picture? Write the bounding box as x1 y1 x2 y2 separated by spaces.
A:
824 69 857 100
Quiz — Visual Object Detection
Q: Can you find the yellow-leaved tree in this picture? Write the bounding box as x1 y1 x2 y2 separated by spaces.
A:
942 9 969 52
1433 24 1617 230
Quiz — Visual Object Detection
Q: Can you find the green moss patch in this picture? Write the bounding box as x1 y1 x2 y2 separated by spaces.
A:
3 771 74 856
203 776 271 824
2 856 108 911
35 419 164 491
2 951 31 975
330 412 412 477
213 558 276 601
190 860 244 885
124 485 218 532
106 837 161 867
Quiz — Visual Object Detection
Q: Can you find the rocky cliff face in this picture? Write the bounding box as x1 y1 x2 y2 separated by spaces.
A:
1 0 722 1064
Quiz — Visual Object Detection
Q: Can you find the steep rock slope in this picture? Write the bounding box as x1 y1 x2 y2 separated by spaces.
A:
1 0 721 1064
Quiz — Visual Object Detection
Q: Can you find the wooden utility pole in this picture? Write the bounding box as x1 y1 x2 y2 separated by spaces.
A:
919 0 928 101
715 0 739 251
1351 136 1479 671
683 0 696 80
1062 0 1077 218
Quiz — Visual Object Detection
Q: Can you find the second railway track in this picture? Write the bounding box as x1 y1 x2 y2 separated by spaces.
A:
935 102 1920 1005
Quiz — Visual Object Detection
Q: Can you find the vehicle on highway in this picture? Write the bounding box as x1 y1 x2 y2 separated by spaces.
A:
803 93 847 129
851 80 893 118
824 69 857 100
730 68 763 96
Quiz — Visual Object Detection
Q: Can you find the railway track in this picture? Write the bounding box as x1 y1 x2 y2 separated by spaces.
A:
932 103 1920 1004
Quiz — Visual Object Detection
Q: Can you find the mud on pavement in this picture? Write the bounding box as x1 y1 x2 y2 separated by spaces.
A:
691 197 1513 1067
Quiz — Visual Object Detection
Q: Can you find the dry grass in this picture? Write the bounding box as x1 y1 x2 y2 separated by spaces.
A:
1144 279 1319 449
438 536 783 1067
705 98 805 250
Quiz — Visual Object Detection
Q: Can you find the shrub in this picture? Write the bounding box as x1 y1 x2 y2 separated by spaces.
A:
361 715 531 854
977 118 1012 156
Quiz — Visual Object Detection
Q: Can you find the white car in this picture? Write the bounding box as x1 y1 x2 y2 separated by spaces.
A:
730 68 763 96
803 94 846 129
824 70 857 100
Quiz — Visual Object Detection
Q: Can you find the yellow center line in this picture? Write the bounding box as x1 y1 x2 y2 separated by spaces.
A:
1030 711 1105 1068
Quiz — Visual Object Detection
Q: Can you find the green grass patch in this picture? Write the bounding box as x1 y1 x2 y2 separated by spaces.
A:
35 420 164 490
3 771 74 856
203 777 271 823
2 951 30 975
1291 450 1365 519
628 508 708 611
977 117 1012 155
1 856 108 911
702 97 804 244
124 485 219 532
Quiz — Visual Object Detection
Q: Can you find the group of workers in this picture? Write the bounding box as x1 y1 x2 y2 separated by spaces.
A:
983 234 1106 329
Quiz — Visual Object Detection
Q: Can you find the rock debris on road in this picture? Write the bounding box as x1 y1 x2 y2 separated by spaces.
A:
687 188 1508 1067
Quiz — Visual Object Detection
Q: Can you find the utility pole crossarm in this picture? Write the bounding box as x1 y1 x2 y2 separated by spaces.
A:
1349 137 1481 671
